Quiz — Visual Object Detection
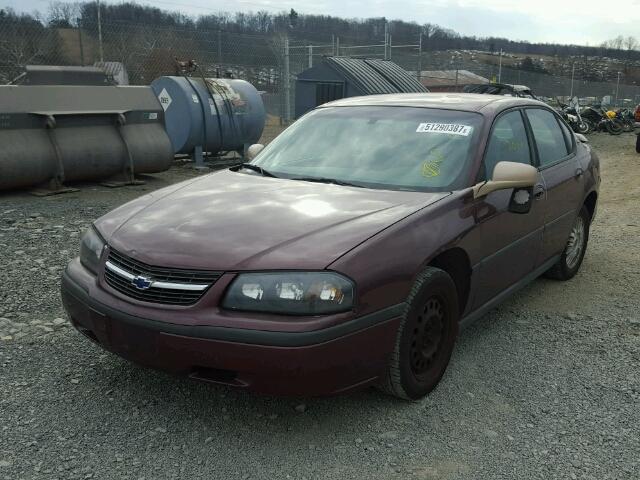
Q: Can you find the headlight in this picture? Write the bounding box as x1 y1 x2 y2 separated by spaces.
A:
222 272 354 315
79 226 105 274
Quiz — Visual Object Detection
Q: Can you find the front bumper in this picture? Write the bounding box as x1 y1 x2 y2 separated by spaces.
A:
61 266 403 396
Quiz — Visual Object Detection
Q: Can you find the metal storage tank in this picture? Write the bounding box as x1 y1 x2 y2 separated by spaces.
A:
0 84 173 192
150 76 266 164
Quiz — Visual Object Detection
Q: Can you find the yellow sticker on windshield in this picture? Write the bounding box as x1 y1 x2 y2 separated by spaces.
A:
422 149 445 177
422 160 442 177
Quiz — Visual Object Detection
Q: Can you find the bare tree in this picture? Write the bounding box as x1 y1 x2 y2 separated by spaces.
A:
623 36 639 52
0 14 58 82
47 1 80 28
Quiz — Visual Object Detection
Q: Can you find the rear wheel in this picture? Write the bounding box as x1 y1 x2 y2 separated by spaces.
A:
545 206 590 280
379 267 459 400
606 120 623 135
582 118 595 134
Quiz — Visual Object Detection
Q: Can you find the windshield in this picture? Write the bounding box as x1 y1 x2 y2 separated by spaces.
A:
252 106 483 192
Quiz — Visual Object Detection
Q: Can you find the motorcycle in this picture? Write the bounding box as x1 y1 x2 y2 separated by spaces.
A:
558 103 591 134
611 108 635 133
581 105 623 135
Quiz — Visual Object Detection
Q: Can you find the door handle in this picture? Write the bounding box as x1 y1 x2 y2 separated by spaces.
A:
533 184 545 200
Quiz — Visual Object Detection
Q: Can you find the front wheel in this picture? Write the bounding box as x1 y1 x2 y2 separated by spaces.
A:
379 267 459 400
545 206 590 280
576 121 590 134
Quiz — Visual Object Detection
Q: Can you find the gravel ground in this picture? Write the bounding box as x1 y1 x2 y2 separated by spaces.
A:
1 132 639 480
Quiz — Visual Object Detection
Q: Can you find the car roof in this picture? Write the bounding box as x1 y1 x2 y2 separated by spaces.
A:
323 93 546 115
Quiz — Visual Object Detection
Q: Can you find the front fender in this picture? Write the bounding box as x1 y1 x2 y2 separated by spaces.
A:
328 191 475 317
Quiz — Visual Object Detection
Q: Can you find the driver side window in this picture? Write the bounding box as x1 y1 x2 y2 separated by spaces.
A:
482 110 532 181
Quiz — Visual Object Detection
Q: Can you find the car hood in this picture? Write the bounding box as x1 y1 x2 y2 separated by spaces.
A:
97 169 449 270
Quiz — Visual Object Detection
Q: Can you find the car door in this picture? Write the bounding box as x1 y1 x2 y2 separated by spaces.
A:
471 109 546 310
524 108 584 265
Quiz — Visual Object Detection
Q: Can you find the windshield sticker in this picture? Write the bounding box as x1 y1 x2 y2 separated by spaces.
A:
422 159 443 177
416 123 473 136
422 149 445 177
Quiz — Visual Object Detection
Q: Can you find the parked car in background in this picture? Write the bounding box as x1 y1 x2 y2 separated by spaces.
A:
463 83 538 99
61 93 600 400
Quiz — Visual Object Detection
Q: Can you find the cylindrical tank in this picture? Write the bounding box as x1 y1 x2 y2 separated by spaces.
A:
150 76 266 156
0 85 173 191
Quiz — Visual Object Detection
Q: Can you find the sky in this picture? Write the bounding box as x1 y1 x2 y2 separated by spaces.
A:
4 0 640 46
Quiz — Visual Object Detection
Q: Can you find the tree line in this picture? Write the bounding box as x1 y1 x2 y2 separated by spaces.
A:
1 2 639 87
3 2 639 61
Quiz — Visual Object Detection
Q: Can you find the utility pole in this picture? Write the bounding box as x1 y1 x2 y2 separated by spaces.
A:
417 32 422 80
331 34 335 55
308 45 313 68
218 30 222 64
389 35 392 60
570 63 575 99
497 48 502 83
96 0 104 62
336 36 340 56
77 22 85 66
384 21 389 60
283 36 291 123
615 71 621 107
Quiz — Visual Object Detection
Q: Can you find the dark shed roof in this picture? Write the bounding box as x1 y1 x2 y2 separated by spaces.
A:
324 57 428 95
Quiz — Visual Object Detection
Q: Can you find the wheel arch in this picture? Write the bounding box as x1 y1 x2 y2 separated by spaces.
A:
583 190 598 221
427 247 472 315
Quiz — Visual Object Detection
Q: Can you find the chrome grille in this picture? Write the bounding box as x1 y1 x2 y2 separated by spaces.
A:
104 249 221 305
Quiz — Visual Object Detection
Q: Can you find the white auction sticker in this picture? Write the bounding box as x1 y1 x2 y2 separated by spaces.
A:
416 123 473 136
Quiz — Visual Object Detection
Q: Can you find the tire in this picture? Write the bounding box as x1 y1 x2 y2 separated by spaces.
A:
576 121 590 134
606 120 623 135
545 206 590 280
582 119 595 134
622 120 634 133
379 267 459 400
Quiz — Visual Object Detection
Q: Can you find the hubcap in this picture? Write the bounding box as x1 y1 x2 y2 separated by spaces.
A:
566 215 585 269
410 297 447 375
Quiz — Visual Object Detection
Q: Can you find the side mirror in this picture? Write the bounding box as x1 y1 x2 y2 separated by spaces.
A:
246 143 264 161
473 161 537 199
575 133 588 143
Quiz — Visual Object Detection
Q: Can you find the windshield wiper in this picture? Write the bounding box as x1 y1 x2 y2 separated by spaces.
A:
236 163 278 178
291 176 363 188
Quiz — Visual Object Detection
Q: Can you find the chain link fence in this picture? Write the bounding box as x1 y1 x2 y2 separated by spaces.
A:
414 52 640 107
0 17 286 117
2 17 639 122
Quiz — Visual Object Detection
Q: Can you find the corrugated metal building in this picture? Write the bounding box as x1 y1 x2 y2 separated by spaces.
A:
295 57 428 118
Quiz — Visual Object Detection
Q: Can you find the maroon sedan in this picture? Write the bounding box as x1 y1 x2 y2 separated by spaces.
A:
61 94 600 400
